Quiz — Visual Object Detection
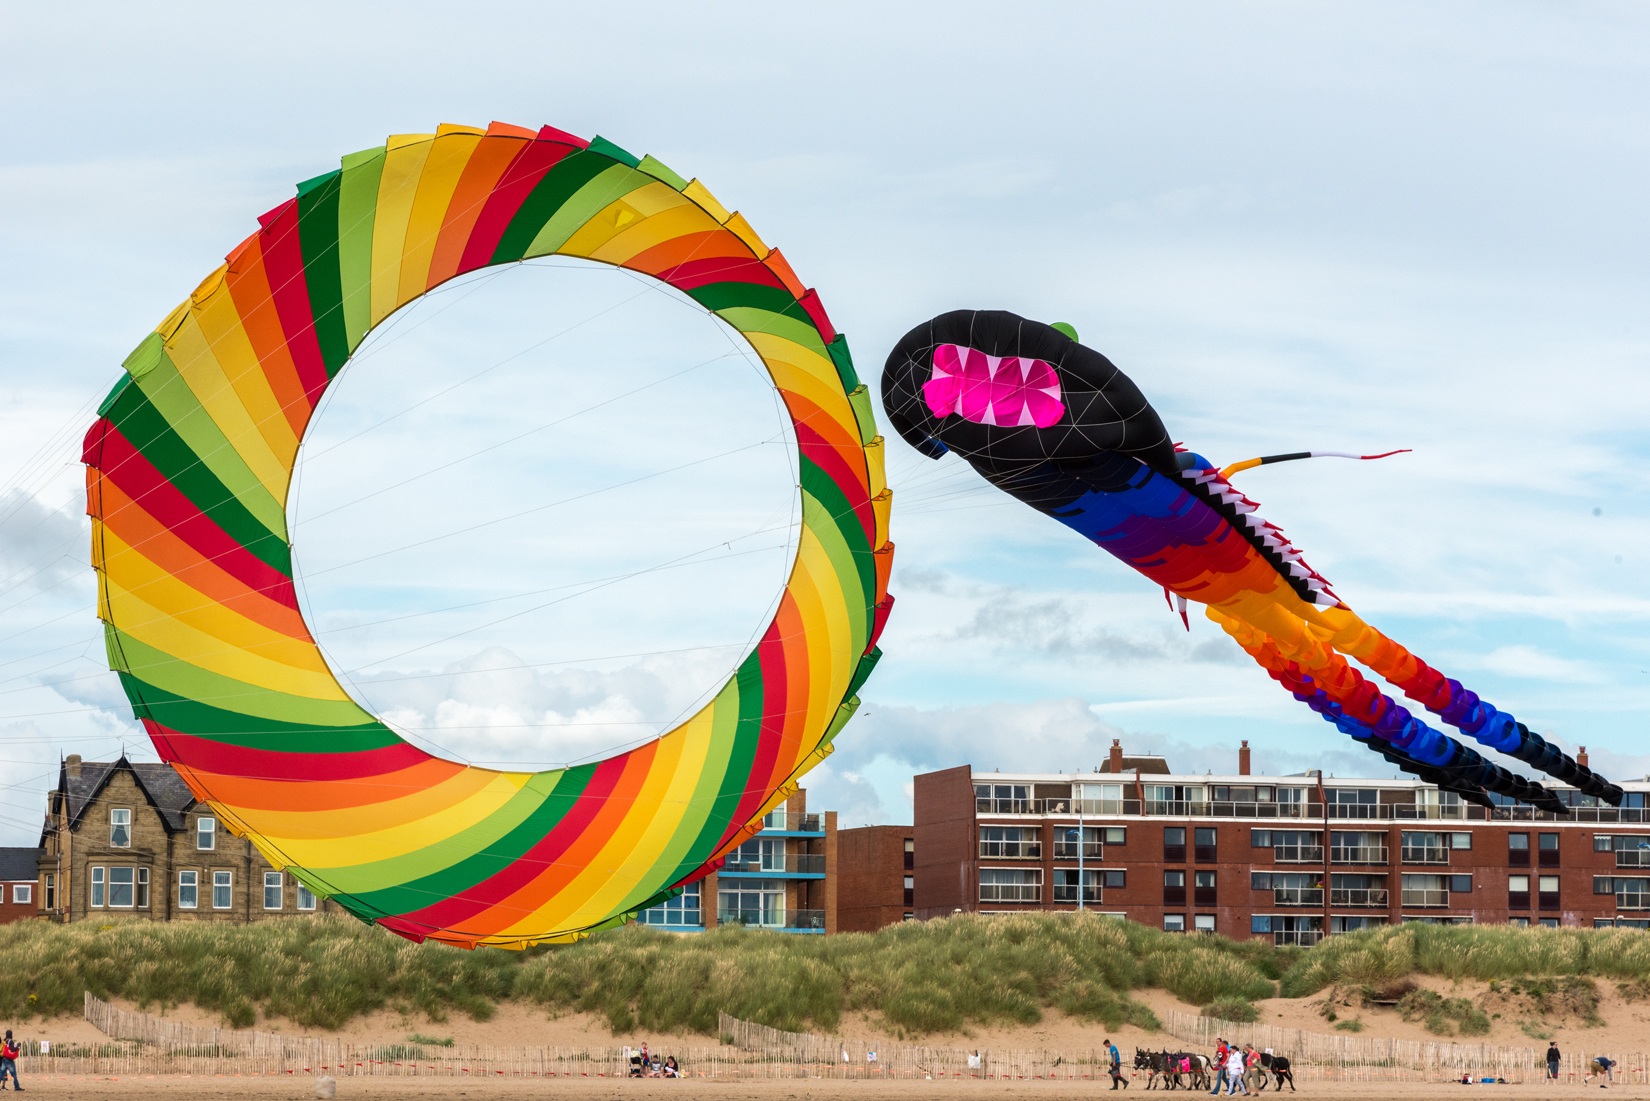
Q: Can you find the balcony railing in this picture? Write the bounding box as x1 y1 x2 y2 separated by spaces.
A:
977 798 1037 815
1043 800 1140 817
1052 842 1104 860
1619 850 1650 868
1145 800 1311 819
979 842 1041 859
722 855 826 875
761 811 823 833
979 884 1041 903
1272 887 1324 907
1401 889 1449 907
785 909 826 930
1273 930 1323 947
1491 806 1648 823
718 908 784 927
1324 804 1468 821
1274 845 1325 864
1051 885 1102 904
1401 846 1450 865
1330 846 1389 865
1329 888 1389 908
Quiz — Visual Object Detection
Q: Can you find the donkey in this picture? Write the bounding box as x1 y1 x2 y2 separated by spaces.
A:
1256 1051 1295 1092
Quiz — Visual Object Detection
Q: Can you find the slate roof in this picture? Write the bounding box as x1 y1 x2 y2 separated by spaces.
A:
0 847 40 882
60 758 198 832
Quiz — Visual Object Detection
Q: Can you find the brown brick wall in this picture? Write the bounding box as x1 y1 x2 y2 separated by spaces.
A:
913 766 975 918
837 825 911 932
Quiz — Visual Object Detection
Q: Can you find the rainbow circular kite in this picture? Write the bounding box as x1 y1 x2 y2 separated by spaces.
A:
82 123 893 947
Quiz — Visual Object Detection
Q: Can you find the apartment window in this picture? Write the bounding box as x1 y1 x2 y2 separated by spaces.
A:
975 783 1031 814
136 867 149 909
1538 918 1559 928
1164 914 1185 933
903 838 914 870
1510 917 1530 927
1163 870 1186 906
197 817 216 851
1330 873 1388 908
212 870 233 909
1401 831 1449 863
1252 872 1323 905
297 884 318 911
1329 916 1380 934
1054 825 1101 859
1194 870 1217 906
1508 832 1529 866
1102 827 1126 846
1194 827 1217 863
44 874 55 910
1103 869 1126 889
1595 835 1613 852
1509 874 1530 909
720 879 786 925
1538 875 1560 911
264 871 284 910
979 826 1040 859
903 875 914 907
1538 833 1560 866
978 868 1041 904
1251 829 1271 848
1054 869 1101 904
638 882 700 927
178 870 198 909
110 808 131 848
1194 914 1216 933
1163 827 1186 863
12 884 30 905
1450 832 1471 850
90 866 105 907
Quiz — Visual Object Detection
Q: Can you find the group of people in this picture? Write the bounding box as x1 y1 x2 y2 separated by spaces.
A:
1207 1038 1264 1095
626 1043 680 1079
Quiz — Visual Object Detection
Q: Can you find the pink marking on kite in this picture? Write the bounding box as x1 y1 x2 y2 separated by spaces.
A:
924 344 1065 428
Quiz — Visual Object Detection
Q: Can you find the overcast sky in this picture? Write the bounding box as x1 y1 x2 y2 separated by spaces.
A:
1 2 1646 843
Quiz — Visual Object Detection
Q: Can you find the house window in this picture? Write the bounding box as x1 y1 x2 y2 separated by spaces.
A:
12 884 30 905
44 874 55 910
110 808 131 848
197 817 216 851
1103 869 1126 889
1164 914 1185 933
212 870 233 909
1194 914 1216 934
264 871 284 910
178 871 198 909
136 867 149 909
109 867 135 908
297 884 318 911
90 866 105 907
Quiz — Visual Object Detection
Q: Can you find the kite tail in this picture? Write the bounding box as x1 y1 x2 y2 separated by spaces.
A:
1313 608 1622 805
1211 610 1565 813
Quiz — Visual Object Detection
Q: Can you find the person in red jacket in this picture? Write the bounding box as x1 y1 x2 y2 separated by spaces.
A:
0 1029 22 1091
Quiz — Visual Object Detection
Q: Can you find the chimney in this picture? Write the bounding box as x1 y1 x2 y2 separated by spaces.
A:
1578 746 1589 768
1108 739 1124 775
1238 741 1251 776
66 754 82 779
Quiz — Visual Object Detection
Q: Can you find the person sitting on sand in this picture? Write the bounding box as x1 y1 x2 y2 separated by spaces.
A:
663 1056 679 1078
1585 1055 1614 1085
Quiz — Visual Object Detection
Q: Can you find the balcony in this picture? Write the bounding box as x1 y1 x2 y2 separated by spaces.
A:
1617 850 1650 868
1323 804 1468 821
1618 891 1650 911
1145 800 1311 819
1052 885 1102 904
761 812 823 834
977 797 1037 815
1401 846 1450 865
783 909 826 931
1052 842 1103 860
1329 888 1389 908
979 842 1041 860
721 854 826 877
1272 887 1324 907
1275 845 1325 864
1401 889 1449 907
1491 806 1648 823
1273 930 1323 947
1330 846 1388 865
979 884 1041 903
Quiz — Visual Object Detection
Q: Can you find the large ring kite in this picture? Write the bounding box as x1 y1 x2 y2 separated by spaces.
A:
83 123 893 947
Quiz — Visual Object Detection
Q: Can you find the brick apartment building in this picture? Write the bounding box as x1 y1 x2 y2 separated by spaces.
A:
636 788 838 933
910 740 1650 944
836 825 914 931
39 755 345 924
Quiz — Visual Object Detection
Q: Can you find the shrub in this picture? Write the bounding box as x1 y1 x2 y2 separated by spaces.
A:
1201 998 1258 1023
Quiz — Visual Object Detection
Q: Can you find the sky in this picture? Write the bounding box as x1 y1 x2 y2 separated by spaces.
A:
1 1 1647 844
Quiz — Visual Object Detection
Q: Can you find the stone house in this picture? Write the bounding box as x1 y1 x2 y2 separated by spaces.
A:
38 755 341 924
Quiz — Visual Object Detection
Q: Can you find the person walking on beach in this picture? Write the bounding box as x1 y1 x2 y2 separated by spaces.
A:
1105 1040 1126 1090
1547 1042 1561 1081
0 1030 21 1091
1208 1039 1228 1095
1585 1054 1614 1085
1223 1046 1247 1096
